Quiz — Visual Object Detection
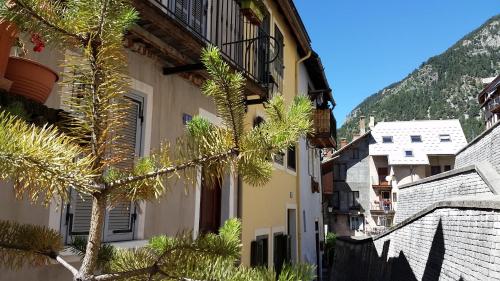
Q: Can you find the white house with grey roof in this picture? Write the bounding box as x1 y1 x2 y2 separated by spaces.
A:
324 118 468 237
367 119 467 234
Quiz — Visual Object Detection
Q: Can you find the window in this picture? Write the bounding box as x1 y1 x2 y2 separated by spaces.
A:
352 148 359 159
439 134 451 142
287 146 296 171
303 210 307 232
332 191 340 209
350 215 364 231
404 150 414 157
274 151 285 166
350 191 360 208
444 165 452 172
382 136 393 143
64 94 144 243
431 166 442 176
274 25 284 78
251 235 269 267
253 116 265 128
182 113 192 125
392 192 398 202
334 164 347 181
411 135 422 142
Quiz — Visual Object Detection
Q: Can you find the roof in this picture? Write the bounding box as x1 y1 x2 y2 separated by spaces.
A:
369 120 468 165
323 130 372 163
478 75 500 107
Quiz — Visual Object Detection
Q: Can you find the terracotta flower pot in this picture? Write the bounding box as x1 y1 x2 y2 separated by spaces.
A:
0 21 18 77
5 57 59 104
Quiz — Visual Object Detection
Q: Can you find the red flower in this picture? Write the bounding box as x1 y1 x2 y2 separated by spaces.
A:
31 33 45 53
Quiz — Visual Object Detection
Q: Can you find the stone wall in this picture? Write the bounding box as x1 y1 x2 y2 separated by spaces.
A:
455 122 500 173
395 167 495 223
331 198 500 281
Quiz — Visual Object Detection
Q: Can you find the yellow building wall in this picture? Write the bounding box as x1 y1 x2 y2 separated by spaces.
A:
240 0 305 267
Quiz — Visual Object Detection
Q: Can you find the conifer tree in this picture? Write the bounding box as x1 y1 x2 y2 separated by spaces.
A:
0 0 315 280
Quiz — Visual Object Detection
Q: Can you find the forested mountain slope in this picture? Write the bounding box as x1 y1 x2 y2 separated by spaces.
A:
339 15 500 142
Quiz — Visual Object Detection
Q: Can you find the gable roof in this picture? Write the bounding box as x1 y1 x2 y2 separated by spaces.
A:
322 131 371 165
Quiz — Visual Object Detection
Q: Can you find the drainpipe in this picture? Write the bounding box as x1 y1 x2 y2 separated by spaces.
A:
295 50 312 263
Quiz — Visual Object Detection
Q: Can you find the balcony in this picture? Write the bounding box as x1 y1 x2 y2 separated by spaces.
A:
372 176 392 190
132 0 276 98
308 109 336 148
370 201 394 214
486 95 500 113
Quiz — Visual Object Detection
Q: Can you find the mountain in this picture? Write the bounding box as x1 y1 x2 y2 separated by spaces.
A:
338 15 500 142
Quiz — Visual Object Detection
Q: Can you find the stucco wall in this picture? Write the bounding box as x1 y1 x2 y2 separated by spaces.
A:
395 167 494 224
297 60 323 267
331 200 500 281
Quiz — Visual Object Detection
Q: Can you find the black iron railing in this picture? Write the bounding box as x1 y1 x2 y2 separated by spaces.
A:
151 0 279 90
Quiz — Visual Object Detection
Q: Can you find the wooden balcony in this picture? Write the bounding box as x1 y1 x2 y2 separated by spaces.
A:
131 0 276 98
487 96 500 113
308 109 336 148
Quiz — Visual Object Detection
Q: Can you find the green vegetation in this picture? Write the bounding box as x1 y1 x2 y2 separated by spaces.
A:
339 15 499 142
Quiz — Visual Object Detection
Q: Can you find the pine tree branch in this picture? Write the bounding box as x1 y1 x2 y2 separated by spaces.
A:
55 255 79 276
9 0 86 43
107 148 239 190
91 267 154 281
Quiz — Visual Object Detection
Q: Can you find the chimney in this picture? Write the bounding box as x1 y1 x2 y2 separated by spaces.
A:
369 116 375 129
359 116 366 134
340 138 348 148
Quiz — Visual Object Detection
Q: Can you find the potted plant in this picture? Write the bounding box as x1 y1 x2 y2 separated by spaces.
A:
0 20 18 90
240 0 265 26
5 33 59 104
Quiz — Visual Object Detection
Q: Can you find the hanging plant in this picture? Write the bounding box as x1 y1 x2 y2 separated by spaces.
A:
240 0 265 26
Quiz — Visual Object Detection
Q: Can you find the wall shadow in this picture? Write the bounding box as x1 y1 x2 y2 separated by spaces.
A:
330 219 445 281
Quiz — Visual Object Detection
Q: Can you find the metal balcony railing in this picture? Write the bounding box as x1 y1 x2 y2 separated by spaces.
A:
150 0 278 89
371 202 393 212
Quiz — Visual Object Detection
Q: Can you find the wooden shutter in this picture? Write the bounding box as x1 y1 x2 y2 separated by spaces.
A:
191 0 206 35
250 240 257 267
104 96 143 242
175 0 189 23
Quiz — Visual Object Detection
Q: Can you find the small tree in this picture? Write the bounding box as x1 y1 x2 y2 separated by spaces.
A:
0 0 314 280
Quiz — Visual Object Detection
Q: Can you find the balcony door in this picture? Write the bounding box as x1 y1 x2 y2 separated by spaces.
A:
378 167 389 185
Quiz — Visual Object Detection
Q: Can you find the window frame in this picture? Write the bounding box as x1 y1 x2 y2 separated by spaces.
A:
287 145 296 171
410 135 422 143
382 136 393 143
439 134 452 142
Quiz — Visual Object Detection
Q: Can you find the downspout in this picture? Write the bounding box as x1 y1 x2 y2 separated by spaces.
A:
295 50 312 262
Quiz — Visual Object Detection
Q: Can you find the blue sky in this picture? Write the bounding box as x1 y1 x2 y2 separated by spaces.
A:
293 0 500 126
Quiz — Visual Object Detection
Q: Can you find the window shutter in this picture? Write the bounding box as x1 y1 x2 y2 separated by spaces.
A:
191 0 206 35
286 235 292 262
250 240 257 267
175 0 189 24
104 96 142 242
66 190 93 241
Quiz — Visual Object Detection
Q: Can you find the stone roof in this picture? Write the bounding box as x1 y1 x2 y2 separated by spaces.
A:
369 119 467 165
